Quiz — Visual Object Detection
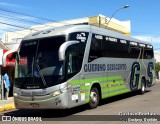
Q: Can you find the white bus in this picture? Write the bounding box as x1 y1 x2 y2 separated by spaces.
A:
13 25 156 109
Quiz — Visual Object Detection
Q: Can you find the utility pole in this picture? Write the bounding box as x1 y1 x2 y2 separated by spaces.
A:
106 5 129 27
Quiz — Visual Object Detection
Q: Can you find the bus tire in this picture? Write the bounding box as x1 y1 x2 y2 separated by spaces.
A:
89 87 100 109
140 79 146 94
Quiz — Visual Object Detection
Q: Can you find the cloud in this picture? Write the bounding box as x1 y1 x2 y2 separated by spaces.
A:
133 35 160 43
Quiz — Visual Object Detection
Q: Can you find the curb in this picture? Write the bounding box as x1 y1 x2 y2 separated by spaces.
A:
0 103 15 112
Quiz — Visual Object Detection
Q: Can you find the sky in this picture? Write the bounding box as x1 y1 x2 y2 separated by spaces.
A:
0 0 160 56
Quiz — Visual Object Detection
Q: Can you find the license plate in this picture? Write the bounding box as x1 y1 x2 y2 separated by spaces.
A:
30 103 40 108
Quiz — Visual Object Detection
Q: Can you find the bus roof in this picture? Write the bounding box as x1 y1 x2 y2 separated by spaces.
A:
23 25 152 45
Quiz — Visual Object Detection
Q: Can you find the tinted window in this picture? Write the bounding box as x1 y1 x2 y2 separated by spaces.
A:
143 47 154 59
118 39 130 58
66 42 86 79
16 36 66 88
88 34 102 62
88 33 153 60
102 36 119 58
129 41 141 59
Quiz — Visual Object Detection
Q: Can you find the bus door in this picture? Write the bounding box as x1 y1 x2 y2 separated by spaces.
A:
65 42 87 108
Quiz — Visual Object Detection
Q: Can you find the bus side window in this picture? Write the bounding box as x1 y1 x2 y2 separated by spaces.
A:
129 46 140 58
88 34 102 62
144 48 153 59
66 43 85 79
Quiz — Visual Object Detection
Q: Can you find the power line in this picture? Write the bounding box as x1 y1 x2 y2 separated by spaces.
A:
0 12 60 27
1 8 160 43
0 27 24 35
1 8 160 37
0 8 74 26
0 8 52 22
0 12 42 25
0 21 39 31
0 11 66 31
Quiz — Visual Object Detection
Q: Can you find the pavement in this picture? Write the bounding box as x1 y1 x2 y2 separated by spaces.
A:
0 79 159 113
156 79 160 83
0 97 15 112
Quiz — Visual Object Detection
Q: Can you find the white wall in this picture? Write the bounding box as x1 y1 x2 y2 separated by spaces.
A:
155 54 160 63
0 49 3 65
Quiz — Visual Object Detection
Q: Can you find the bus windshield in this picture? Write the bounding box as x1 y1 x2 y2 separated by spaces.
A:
15 36 66 88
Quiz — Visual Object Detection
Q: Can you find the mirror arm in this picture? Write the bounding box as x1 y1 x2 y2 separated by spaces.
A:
58 41 79 61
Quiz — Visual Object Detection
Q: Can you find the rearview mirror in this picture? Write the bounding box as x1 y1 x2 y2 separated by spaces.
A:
58 41 79 61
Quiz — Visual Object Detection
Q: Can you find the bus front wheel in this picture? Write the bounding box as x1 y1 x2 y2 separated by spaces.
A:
89 87 100 109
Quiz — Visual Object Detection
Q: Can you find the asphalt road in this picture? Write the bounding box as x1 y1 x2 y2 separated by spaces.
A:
1 82 160 124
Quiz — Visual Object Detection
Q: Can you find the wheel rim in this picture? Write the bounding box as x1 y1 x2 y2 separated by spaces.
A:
90 91 98 103
142 83 145 92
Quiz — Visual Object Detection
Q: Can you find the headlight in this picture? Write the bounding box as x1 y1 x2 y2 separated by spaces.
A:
60 87 67 93
50 87 68 97
51 91 61 97
13 93 18 97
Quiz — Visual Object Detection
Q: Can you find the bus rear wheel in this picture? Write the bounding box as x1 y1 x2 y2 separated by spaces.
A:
140 79 146 94
89 87 100 109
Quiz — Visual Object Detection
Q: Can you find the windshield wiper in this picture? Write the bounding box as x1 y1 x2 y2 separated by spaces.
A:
36 63 48 87
34 40 47 87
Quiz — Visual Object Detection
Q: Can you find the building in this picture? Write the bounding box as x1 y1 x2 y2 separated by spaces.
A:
155 53 160 63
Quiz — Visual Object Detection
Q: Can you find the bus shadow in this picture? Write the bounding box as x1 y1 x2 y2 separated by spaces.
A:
3 105 88 118
4 90 151 119
99 90 151 106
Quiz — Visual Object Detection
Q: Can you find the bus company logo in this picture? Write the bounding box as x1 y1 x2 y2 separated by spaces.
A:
21 90 47 96
84 64 127 72
31 91 47 95
21 91 32 95
76 33 86 42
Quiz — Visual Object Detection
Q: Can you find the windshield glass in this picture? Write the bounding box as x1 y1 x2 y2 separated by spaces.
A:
15 36 65 88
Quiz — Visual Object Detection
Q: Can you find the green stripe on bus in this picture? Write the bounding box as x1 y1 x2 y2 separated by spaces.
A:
107 80 124 85
100 83 107 87
101 85 127 93
69 75 122 85
102 89 130 99
102 87 130 95
85 92 90 96
85 98 90 103
80 86 91 90
106 76 121 81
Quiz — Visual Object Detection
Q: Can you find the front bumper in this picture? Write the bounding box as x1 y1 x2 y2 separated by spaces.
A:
14 91 68 109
